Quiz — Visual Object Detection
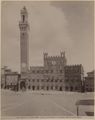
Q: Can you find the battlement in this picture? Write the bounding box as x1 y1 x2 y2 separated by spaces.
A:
43 52 67 68
64 64 84 73
44 52 66 59
65 64 82 67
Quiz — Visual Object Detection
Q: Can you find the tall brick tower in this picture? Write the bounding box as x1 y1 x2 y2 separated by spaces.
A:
19 6 29 74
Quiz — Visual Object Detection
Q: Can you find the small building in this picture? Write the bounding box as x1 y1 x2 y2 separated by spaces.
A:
1 67 20 91
5 72 20 91
84 71 94 92
1 66 12 89
64 64 84 92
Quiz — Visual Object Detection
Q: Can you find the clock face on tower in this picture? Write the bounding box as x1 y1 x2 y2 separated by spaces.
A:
21 63 26 68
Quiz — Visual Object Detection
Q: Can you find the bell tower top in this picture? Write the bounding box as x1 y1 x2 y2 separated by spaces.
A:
19 6 29 31
20 6 28 23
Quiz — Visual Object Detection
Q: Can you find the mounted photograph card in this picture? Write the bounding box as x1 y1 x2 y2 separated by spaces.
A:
1 0 94 119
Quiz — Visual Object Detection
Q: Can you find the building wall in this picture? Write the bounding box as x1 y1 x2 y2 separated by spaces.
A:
1 67 12 88
5 73 20 91
1 75 5 88
1 67 20 91
25 54 85 92
64 65 84 92
1 57 85 92
28 72 64 91
85 71 94 92
26 52 66 91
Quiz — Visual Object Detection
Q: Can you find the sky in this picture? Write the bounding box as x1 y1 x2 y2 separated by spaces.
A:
1 1 94 74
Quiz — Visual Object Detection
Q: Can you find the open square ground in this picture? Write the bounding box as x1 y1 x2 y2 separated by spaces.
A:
1 90 94 118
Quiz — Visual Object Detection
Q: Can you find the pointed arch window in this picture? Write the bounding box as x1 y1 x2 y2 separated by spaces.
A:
23 15 25 22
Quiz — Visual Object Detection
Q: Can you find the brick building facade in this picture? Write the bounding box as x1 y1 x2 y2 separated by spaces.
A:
1 67 20 91
26 52 67 91
64 65 84 92
84 71 94 92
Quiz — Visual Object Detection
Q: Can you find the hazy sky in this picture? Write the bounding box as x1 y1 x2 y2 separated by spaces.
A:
1 1 94 74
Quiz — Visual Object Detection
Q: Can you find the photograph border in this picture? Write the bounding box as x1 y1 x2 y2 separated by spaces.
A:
0 0 95 120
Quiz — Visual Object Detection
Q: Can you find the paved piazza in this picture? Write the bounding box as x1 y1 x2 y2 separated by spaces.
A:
1 90 94 118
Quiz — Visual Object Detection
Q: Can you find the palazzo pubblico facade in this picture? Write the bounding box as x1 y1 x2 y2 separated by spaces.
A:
19 7 84 92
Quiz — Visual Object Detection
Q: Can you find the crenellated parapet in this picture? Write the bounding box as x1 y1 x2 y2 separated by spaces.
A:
65 64 83 69
43 52 67 69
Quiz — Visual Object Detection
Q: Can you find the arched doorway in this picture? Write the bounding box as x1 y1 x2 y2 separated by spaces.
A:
47 86 49 90
60 86 62 91
28 86 31 89
65 86 68 91
32 86 35 90
20 81 26 90
70 86 73 91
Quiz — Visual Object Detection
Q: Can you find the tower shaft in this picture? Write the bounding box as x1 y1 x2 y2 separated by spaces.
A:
19 7 29 73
